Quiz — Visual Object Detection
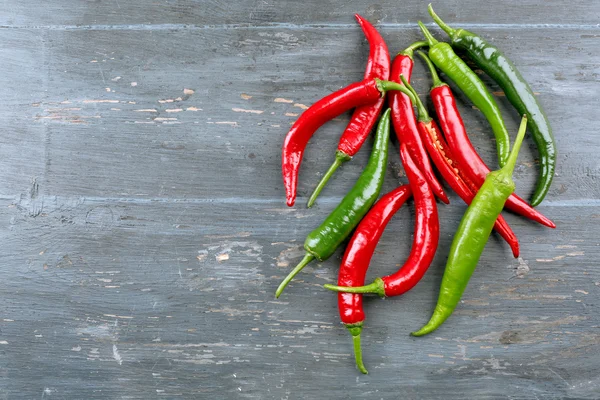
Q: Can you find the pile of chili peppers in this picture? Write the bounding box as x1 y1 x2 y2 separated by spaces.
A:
277 6 557 375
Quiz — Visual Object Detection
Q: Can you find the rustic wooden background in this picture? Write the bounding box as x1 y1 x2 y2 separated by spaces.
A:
0 1 598 398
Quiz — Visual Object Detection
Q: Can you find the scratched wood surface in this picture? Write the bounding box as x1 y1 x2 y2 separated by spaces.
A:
0 1 599 399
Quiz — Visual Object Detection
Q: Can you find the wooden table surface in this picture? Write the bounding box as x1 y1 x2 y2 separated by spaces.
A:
1 1 598 398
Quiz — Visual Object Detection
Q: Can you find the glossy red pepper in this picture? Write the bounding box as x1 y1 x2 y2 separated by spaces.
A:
337 185 412 374
325 143 438 297
307 14 390 207
282 79 381 206
389 44 448 204
337 14 390 156
420 54 556 229
282 78 419 207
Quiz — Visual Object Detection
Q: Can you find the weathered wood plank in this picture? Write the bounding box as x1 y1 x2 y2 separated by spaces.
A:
15 27 596 202
0 197 597 398
1 0 599 27
0 1 598 398
0 30 46 195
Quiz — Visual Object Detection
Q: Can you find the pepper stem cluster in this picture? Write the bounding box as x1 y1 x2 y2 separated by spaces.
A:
399 75 431 123
400 40 428 59
418 51 446 89
375 78 416 104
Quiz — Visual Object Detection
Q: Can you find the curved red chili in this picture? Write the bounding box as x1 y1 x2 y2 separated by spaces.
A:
389 45 448 204
337 185 412 374
282 79 382 207
307 14 390 207
282 78 419 207
427 68 555 228
325 143 439 297
336 14 390 156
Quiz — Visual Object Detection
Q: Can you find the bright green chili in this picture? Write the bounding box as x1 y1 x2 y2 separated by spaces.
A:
428 5 555 206
412 115 528 336
417 21 511 167
275 108 392 298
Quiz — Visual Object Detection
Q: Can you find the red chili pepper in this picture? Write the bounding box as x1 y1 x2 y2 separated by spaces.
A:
325 143 439 297
282 79 382 206
336 185 412 374
307 15 390 207
399 74 520 257
282 78 418 207
389 44 448 204
337 14 390 156
419 53 556 228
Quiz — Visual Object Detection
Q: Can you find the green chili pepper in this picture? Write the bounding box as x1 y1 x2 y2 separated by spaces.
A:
417 21 511 167
412 115 528 336
275 108 391 298
428 5 555 206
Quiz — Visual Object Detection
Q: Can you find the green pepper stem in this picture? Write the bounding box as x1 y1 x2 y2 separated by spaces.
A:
323 277 385 297
399 40 428 59
417 50 446 89
417 21 439 47
376 79 417 105
275 253 315 298
500 115 528 177
307 151 352 208
346 324 368 374
399 75 431 122
428 4 457 38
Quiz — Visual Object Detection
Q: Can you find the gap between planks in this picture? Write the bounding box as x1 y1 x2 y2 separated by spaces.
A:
5 194 600 207
0 22 599 31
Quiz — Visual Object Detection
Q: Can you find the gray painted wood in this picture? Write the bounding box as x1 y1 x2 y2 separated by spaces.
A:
2 1 600 26
0 1 599 399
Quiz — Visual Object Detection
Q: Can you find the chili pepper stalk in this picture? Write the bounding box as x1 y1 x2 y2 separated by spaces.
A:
412 115 528 337
428 4 555 206
276 108 393 298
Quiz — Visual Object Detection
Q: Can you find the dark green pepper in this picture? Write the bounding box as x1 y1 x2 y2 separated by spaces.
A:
417 21 511 168
275 108 391 298
428 4 555 206
412 115 528 336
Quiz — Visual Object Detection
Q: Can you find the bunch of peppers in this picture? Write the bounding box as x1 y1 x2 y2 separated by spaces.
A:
277 6 557 375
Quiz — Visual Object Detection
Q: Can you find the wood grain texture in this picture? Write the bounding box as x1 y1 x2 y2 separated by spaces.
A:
1 0 600 26
0 1 599 399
